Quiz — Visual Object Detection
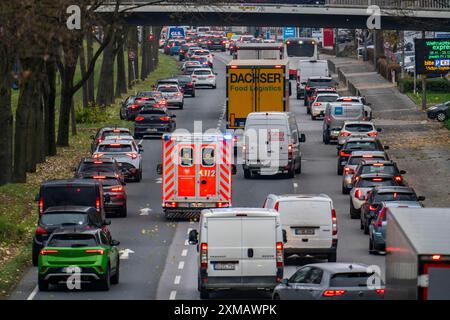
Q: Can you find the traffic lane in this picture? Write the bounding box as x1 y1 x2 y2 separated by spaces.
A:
10 56 228 300
290 95 385 277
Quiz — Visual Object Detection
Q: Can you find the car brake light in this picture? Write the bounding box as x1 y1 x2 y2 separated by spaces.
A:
344 167 354 174
323 290 346 297
96 197 100 211
432 254 441 261
362 155 373 158
376 289 385 295
160 116 171 121
216 202 229 208
201 243 208 269
93 153 104 159
394 176 402 182
130 104 139 109
40 249 59 255
313 102 322 106
164 202 178 208
332 209 337 236
85 249 104 255
288 144 293 159
355 189 361 199
373 163 384 166
378 208 385 227
110 185 124 192
109 143 121 147
372 178 383 182
126 153 138 159
339 131 351 137
187 82 193 87
368 132 378 137
92 175 106 179
135 116 145 122
276 242 283 268
274 202 279 211
35 226 48 235
175 92 182 96
342 98 353 102
39 197 44 214
369 205 378 211
340 151 351 157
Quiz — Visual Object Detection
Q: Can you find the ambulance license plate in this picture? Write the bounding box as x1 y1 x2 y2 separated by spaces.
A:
191 203 204 208
214 263 235 270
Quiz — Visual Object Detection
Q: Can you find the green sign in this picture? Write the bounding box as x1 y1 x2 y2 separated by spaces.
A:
415 38 450 75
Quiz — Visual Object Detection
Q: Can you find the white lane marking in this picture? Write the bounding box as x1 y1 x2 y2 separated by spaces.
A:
138 139 143 145
174 275 181 285
139 208 152 215
178 261 185 270
119 249 135 260
293 182 298 189
181 249 188 257
184 239 189 246
155 178 162 184
26 285 39 300
169 290 177 300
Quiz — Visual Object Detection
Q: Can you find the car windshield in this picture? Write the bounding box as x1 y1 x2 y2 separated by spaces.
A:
344 124 374 132
345 141 377 150
286 42 315 57
47 234 98 248
158 86 179 93
349 156 385 165
102 131 129 138
78 162 115 173
194 70 212 75
317 95 338 102
375 192 417 202
41 213 89 226
361 165 395 175
137 91 158 97
43 186 96 207
309 79 333 87
98 144 132 152
358 178 396 187
194 51 209 56
330 272 383 287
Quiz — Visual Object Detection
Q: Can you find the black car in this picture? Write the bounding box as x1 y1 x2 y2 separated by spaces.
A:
74 157 124 182
337 138 387 175
360 186 424 234
427 101 449 122
134 107 176 139
183 65 200 75
120 96 137 120
206 36 226 51
176 75 196 97
304 77 334 106
31 206 110 266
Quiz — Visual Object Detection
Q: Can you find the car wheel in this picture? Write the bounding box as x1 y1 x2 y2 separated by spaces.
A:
179 104 184 110
192 92 196 98
38 276 49 292
311 115 316 120
324 133 330 145
119 111 124 120
200 288 209 299
342 185 350 195
135 170 142 182
360 217 364 229
32 242 40 267
111 260 120 285
304 98 307 106
287 166 295 179
296 93 301 100
273 293 281 300
436 112 447 122
337 165 343 176
99 265 111 291
328 252 337 262
363 220 370 235
306 106 311 115
350 200 360 219
243 168 252 179
212 85 217 89
369 238 375 254
119 205 127 218
295 159 301 174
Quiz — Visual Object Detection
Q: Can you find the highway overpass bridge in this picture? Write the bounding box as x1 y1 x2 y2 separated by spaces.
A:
97 1 450 31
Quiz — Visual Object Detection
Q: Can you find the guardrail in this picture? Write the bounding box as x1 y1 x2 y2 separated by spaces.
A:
104 0 450 10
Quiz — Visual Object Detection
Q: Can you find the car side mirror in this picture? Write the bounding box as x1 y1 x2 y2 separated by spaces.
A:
400 170 406 174
104 194 111 203
377 128 382 132
299 133 306 143
156 164 163 175
282 229 287 243
418 196 426 201
214 72 218 75
384 145 390 150
188 229 199 245
103 220 112 226
111 240 120 246
232 164 237 175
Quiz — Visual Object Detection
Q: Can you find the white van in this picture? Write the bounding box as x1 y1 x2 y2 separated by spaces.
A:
296 59 329 99
188 208 285 299
263 194 338 262
243 112 305 179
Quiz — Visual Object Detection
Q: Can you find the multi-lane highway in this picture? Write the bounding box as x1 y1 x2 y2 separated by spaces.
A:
10 53 384 300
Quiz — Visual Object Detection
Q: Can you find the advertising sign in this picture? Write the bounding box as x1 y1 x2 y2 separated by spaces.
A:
415 38 450 75
283 27 297 40
167 26 185 39
322 28 334 47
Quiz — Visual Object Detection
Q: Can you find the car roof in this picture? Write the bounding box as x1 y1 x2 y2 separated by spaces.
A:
41 179 100 187
373 186 415 193
100 127 130 132
50 227 100 236
358 173 395 178
343 121 374 125
43 206 98 214
305 263 370 273
316 93 339 96
345 137 378 143
308 76 332 80
202 208 278 218
381 201 422 208
269 194 332 202
82 157 115 163
98 139 133 145
350 150 386 156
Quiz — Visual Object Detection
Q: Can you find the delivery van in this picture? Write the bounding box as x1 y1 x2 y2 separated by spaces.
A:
242 112 305 178
263 194 338 262
296 59 329 99
226 59 290 130
188 208 284 299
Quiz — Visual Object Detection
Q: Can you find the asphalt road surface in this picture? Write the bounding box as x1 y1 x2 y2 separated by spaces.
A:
10 53 384 300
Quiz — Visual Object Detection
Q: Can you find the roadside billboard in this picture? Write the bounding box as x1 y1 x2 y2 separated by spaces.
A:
415 38 450 75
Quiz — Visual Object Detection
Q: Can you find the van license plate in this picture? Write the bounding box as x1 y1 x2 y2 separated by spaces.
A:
295 228 315 235
191 203 204 208
214 263 235 270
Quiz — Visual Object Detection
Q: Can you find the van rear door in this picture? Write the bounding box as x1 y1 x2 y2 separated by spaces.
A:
280 200 333 249
207 217 242 277
241 217 277 276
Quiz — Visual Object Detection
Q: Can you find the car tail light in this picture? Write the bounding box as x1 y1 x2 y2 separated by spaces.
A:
378 208 385 227
40 249 59 255
35 226 48 235
85 249 104 255
274 202 279 211
305 86 311 91
432 254 441 261
313 102 322 106
175 92 182 97
331 209 337 235
39 197 44 214
201 243 208 269
130 104 139 109
110 185 124 192
276 242 283 268
187 82 193 87
96 197 101 211
344 167 354 175
372 178 383 182
323 290 346 297
93 153 104 159
394 176 402 183
355 189 362 199
216 202 229 208
369 205 378 211
135 116 144 122
340 151 351 157
160 116 171 121
376 289 385 295
368 132 378 137
339 131 351 137
207 75 214 78
342 98 353 102
164 202 178 208
92 175 106 179
288 144 293 159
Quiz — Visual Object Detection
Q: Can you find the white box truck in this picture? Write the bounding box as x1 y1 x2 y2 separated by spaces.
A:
385 207 450 300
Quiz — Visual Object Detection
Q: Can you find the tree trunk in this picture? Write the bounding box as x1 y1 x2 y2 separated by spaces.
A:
116 39 127 97
127 26 138 89
71 98 77 136
0 43 13 185
86 32 95 104
57 63 77 147
79 42 89 109
141 26 149 80
43 59 57 156
96 36 115 107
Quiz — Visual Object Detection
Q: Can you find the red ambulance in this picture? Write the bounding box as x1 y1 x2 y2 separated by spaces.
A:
157 132 235 219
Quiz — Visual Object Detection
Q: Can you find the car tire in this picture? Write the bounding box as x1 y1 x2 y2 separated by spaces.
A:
192 92 196 98
342 185 350 195
304 98 307 106
135 170 142 182
436 111 447 122
337 165 343 176
328 252 337 262
179 104 184 110
273 293 281 300
119 205 127 218
212 85 217 89
200 288 209 299
99 265 111 291
287 167 295 179
350 200 360 219
296 93 301 100
32 242 40 267
111 260 120 285
243 168 252 179
363 220 370 235
324 133 330 145
369 238 375 254
119 111 124 120
38 276 49 292
306 106 311 115
360 217 364 230
311 115 316 120
295 159 301 174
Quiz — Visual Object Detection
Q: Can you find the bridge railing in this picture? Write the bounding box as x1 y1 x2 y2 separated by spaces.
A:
106 0 450 10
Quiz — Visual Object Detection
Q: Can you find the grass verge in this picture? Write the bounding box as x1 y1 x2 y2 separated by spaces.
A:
0 53 179 299
406 91 450 107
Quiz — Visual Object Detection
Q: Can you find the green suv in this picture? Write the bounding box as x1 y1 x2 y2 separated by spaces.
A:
38 228 120 291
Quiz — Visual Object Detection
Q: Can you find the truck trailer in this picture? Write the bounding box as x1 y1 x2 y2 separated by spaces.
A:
385 207 450 300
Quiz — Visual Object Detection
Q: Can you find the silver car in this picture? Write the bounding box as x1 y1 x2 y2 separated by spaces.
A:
273 263 384 300
157 84 184 109
337 121 380 147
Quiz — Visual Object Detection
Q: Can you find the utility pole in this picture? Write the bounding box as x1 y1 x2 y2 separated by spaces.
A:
421 31 427 110
401 30 405 92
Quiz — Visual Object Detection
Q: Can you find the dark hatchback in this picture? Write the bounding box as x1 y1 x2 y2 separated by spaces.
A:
74 157 124 182
206 37 226 51
337 138 387 175
31 206 110 266
134 107 176 139
176 75 196 97
305 77 335 106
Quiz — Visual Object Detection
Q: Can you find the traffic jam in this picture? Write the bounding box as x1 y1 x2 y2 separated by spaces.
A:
25 26 449 301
